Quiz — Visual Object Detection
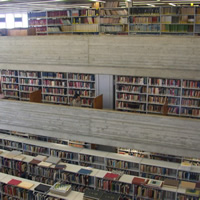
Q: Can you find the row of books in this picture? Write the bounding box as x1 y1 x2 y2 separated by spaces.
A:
19 72 40 78
103 1 119 8
100 9 128 16
161 16 194 24
48 10 71 18
178 171 200 181
117 94 146 102
130 8 160 16
2 77 18 83
148 88 180 96
68 74 95 81
3 141 22 149
69 90 95 98
42 72 66 79
23 144 49 155
47 27 61 33
20 86 39 92
1 159 27 172
130 24 160 32
161 24 193 32
73 17 99 25
183 80 200 89
100 25 127 32
149 78 181 87
43 96 68 103
68 82 95 89
20 79 40 85
42 88 66 95
181 99 200 107
107 159 132 169
140 165 176 176
116 102 145 111
100 17 128 24
130 16 160 24
97 179 131 195
71 9 99 17
181 108 200 117
48 18 71 25
117 77 147 85
182 90 200 98
2 84 18 90
21 94 30 99
50 150 76 160
2 91 18 97
1 70 18 76
43 80 66 87
29 19 46 26
117 86 147 93
28 12 46 18
73 24 99 32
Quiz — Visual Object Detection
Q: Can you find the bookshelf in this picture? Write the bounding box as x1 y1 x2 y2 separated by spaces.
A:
0 70 97 108
0 149 200 200
0 172 84 200
27 5 200 36
99 1 129 35
1 70 19 100
0 133 200 186
42 72 68 105
19 71 42 101
115 75 200 118
68 73 96 107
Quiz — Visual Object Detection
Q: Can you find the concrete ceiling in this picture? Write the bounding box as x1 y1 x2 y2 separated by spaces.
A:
0 0 199 13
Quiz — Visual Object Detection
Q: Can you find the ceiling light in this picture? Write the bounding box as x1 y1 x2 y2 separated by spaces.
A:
147 4 155 7
169 3 176 6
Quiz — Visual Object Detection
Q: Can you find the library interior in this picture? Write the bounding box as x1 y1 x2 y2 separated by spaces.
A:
0 0 199 200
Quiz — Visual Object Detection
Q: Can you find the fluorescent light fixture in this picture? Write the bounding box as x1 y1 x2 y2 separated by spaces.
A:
147 4 155 7
169 3 176 6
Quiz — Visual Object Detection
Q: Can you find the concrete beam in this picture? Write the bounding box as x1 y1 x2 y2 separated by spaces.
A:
0 100 199 159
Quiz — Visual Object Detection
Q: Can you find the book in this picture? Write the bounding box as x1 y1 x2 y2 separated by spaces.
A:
45 156 61 164
38 161 52 168
132 177 148 185
54 165 66 170
180 181 196 189
103 173 120 181
35 155 47 161
50 182 71 196
146 179 163 188
29 159 41 165
34 184 51 193
84 189 103 200
163 179 179 189
180 161 192 171
78 168 93 175
186 189 200 197
100 192 120 200
7 179 22 186
18 181 34 189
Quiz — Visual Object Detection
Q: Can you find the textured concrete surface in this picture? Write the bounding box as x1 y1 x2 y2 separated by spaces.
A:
0 35 199 79
0 100 199 159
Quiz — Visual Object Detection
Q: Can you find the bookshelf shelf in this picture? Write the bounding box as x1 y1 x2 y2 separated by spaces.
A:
24 6 200 36
115 75 199 118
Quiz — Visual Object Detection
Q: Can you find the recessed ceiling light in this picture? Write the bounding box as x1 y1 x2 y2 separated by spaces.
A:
169 3 176 6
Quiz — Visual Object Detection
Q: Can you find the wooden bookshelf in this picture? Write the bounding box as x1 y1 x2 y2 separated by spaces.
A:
115 75 200 118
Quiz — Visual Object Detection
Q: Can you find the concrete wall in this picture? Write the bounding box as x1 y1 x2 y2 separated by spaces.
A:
0 100 199 159
0 35 199 79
